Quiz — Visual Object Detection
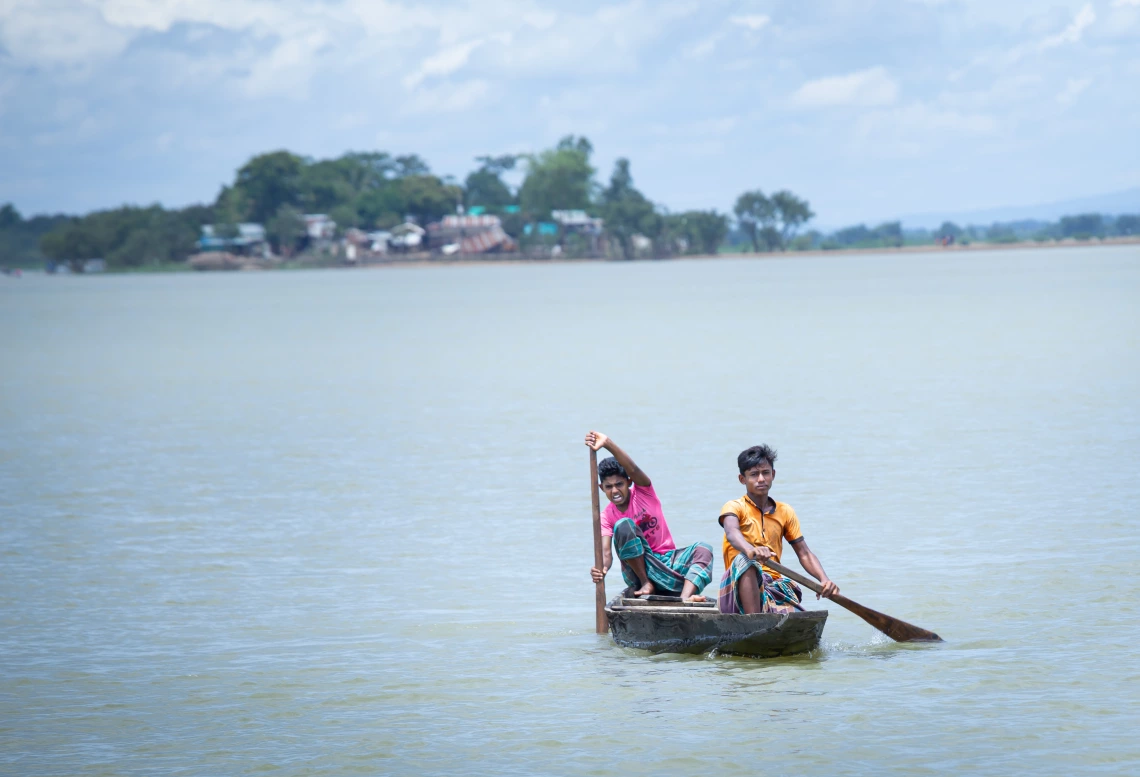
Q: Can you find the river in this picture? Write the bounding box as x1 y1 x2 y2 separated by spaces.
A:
2 245 1138 776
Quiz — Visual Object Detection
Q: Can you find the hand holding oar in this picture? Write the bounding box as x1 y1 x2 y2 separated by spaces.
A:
763 558 942 643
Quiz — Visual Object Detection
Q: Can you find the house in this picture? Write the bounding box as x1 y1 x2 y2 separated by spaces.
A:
368 230 392 253
304 214 336 241
551 209 605 255
427 214 516 255
552 210 604 235
198 223 269 257
389 221 426 252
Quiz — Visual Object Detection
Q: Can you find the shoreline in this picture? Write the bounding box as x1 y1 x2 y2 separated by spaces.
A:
355 234 1140 270
16 235 1139 276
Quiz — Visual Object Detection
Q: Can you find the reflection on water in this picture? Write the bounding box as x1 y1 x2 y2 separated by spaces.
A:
2 246 1139 776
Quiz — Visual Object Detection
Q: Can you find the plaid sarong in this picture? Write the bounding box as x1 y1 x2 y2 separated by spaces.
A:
718 554 805 614
612 518 713 595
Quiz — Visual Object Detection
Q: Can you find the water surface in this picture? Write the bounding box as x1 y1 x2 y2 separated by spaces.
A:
2 246 1139 775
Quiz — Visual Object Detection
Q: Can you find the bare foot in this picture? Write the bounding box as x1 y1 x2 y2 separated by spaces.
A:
682 595 708 603
632 581 656 597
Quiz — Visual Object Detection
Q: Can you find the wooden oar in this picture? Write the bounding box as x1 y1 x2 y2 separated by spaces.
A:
763 558 942 643
589 448 608 634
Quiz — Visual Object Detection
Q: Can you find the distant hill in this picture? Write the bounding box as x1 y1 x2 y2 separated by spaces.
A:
898 187 1140 230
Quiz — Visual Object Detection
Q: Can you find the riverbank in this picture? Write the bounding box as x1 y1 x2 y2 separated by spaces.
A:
12 235 1138 276
355 234 1140 270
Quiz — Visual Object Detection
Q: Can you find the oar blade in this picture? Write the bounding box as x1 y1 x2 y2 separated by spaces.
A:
837 595 942 642
761 559 942 642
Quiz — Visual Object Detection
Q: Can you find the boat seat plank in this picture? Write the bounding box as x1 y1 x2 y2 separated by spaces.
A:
619 597 715 608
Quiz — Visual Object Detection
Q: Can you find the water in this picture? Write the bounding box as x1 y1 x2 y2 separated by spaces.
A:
2 246 1139 776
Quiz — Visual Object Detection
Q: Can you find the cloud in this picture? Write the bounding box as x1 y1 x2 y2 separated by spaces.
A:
864 103 995 135
1040 3 1096 49
404 39 486 89
648 116 738 137
1112 0 1140 8
853 102 997 157
0 0 131 67
684 32 722 60
1056 76 1092 105
401 79 490 114
792 66 898 108
242 28 332 97
522 10 557 29
729 14 770 31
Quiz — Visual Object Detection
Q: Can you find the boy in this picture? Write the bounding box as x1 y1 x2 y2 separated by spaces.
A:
586 431 713 601
718 445 840 614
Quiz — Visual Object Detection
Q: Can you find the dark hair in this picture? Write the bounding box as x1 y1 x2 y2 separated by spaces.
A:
738 445 777 473
598 457 628 482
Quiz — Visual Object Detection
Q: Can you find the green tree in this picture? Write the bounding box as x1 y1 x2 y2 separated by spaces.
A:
355 186 405 229
663 210 728 255
1059 213 1104 238
600 158 660 260
266 204 307 256
213 184 251 231
789 231 820 251
465 155 517 211
0 205 74 266
299 159 358 213
39 205 203 269
0 203 19 229
734 191 778 252
234 151 305 223
1116 214 1140 235
518 136 595 219
872 221 903 247
985 223 1018 244
770 190 814 247
328 204 359 232
40 223 100 267
393 154 431 178
937 221 962 240
398 175 462 225
831 224 871 246
337 151 396 191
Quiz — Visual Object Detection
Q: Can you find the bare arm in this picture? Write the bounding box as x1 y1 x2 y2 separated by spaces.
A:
584 431 651 487
590 535 613 583
721 515 772 562
790 538 839 599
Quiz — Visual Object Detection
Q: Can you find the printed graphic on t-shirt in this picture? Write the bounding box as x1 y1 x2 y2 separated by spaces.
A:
636 514 659 536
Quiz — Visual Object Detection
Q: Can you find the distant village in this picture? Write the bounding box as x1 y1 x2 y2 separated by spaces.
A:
187 208 605 271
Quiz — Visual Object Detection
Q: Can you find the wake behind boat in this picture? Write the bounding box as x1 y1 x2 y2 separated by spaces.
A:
605 594 827 657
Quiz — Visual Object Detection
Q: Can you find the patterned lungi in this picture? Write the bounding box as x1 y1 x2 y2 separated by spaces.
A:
612 517 713 595
718 554 805 614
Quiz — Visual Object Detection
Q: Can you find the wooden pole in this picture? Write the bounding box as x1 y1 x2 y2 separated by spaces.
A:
589 448 608 634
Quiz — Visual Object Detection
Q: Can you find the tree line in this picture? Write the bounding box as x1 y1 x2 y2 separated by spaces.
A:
0 136 816 269
2 136 1138 270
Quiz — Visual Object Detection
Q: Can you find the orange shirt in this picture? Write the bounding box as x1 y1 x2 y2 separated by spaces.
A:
719 495 803 579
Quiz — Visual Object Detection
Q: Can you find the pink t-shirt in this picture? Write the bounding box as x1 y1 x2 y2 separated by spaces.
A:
600 483 676 554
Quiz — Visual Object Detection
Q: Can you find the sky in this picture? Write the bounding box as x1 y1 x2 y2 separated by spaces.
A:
1 0 1139 226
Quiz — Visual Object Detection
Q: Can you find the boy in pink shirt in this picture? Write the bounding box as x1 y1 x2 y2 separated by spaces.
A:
586 431 713 601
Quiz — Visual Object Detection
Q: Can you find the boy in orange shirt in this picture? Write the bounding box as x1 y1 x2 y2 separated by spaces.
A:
718 445 840 614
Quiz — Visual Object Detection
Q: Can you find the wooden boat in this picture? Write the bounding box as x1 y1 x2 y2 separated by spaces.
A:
605 595 827 658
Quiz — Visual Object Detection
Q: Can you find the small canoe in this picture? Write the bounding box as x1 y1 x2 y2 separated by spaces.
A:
605 595 827 658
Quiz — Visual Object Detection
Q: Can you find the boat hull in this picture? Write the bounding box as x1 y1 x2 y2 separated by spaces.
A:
605 603 827 658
